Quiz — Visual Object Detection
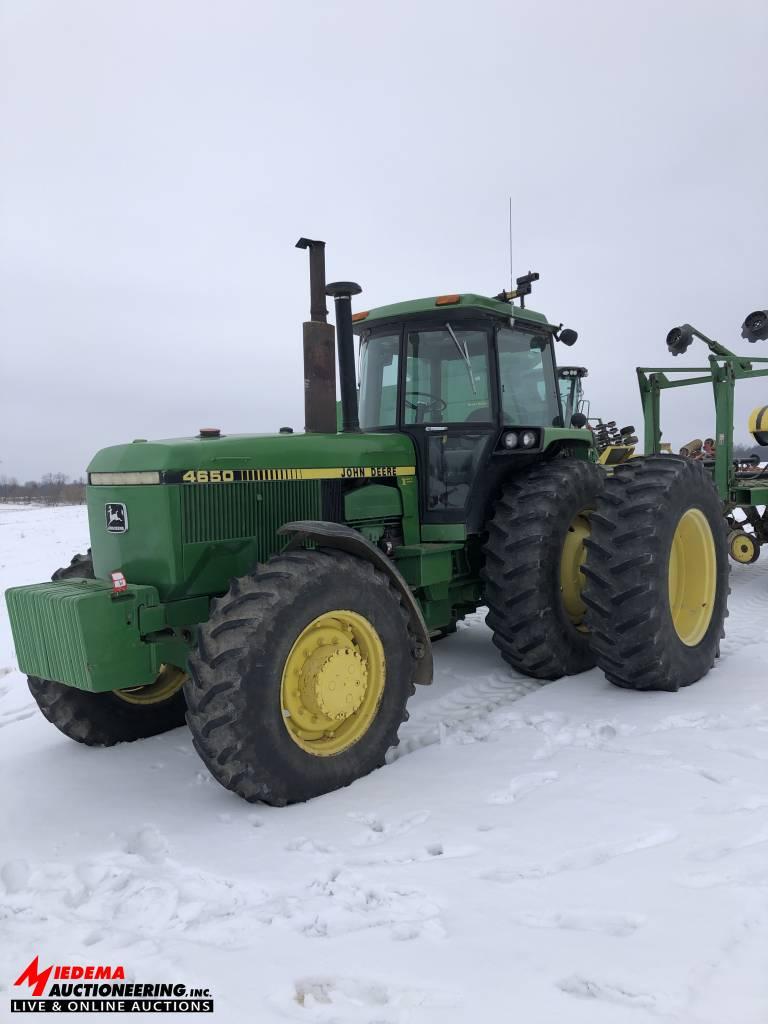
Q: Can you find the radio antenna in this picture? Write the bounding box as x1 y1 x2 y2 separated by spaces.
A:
508 197 514 303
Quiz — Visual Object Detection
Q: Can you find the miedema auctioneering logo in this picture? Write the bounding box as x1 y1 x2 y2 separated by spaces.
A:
11 956 214 1014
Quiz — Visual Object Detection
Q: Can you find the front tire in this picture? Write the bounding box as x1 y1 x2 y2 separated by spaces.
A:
27 552 188 745
483 459 605 680
185 549 417 805
582 455 729 691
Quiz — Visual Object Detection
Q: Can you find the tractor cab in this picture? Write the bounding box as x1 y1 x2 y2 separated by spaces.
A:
353 294 571 529
557 366 589 423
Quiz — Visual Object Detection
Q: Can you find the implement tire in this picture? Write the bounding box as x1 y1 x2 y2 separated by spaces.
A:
582 455 729 691
27 553 188 745
185 549 417 805
483 459 605 680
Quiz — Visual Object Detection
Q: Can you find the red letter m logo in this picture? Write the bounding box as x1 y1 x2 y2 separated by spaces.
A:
15 956 53 998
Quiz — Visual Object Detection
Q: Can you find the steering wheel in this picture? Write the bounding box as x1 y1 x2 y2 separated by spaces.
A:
404 391 447 416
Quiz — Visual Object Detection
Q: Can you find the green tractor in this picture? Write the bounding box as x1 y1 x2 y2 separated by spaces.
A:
557 365 638 464
557 365 590 425
6 241 730 804
639 310 768 566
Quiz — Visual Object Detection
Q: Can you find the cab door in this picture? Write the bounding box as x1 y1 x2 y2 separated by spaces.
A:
401 323 498 525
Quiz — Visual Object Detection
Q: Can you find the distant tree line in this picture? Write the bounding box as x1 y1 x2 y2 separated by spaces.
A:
0 444 763 507
733 441 765 460
0 474 86 505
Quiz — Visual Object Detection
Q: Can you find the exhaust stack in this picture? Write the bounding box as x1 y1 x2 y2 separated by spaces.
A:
326 281 362 433
296 238 337 434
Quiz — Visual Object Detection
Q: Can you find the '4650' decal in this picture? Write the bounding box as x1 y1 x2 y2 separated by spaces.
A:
182 470 236 483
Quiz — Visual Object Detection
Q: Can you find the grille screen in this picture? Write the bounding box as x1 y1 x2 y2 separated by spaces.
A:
181 480 325 546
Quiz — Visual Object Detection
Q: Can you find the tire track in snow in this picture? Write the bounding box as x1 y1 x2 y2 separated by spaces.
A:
390 669 545 762
0 707 36 729
510 908 646 937
268 974 460 1021
486 770 560 804
556 974 672 1015
482 828 678 884
719 558 768 653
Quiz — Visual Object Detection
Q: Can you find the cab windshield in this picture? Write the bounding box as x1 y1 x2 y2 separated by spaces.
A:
558 374 581 423
358 323 560 430
559 375 576 421
404 326 491 424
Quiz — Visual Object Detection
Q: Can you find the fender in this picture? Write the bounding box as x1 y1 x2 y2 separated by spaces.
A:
278 520 433 685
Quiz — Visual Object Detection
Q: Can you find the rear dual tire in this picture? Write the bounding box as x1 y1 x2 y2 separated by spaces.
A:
583 455 729 691
483 455 729 693
483 459 605 680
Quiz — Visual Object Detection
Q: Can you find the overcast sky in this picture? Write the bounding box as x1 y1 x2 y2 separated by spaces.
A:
1 0 767 480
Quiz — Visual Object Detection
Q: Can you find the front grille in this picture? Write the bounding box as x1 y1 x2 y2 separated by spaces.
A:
321 480 344 523
181 480 325 547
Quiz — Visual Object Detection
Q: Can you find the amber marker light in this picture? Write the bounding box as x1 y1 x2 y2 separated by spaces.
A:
351 310 369 322
435 294 461 306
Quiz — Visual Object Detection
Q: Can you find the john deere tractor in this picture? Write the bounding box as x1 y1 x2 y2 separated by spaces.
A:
557 365 638 464
5 240 729 805
557 365 590 424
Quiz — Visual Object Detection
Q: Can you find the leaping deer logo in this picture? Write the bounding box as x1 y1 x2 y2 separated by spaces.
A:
105 504 127 532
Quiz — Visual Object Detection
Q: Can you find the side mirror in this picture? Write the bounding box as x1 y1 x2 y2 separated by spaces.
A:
571 412 588 428
559 328 578 346
666 324 694 356
742 310 768 342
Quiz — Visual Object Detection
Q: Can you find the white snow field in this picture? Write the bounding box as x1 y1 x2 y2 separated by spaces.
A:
1 502 767 1023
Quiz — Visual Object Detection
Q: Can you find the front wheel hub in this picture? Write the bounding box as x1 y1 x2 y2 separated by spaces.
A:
299 647 367 723
280 610 385 756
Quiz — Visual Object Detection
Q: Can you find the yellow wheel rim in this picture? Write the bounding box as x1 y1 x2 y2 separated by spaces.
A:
280 610 385 757
668 508 716 646
113 664 187 706
560 511 591 631
730 531 757 564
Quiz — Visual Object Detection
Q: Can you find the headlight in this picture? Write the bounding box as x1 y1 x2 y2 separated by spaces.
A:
89 471 161 485
503 431 519 449
521 430 537 448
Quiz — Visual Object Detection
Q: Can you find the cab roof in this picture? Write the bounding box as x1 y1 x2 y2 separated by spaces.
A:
352 293 550 332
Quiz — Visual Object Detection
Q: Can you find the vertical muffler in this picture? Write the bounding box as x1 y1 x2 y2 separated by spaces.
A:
296 237 337 434
326 281 362 433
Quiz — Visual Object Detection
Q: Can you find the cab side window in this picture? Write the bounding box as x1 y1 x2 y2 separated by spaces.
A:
358 334 400 429
497 327 559 427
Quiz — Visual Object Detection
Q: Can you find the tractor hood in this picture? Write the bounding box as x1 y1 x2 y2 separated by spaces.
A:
85 430 418 603
88 431 417 478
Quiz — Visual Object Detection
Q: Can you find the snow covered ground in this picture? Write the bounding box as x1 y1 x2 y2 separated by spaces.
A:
1 502 767 1023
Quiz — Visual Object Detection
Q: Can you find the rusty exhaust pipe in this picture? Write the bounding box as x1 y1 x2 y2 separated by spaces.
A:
296 237 337 433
